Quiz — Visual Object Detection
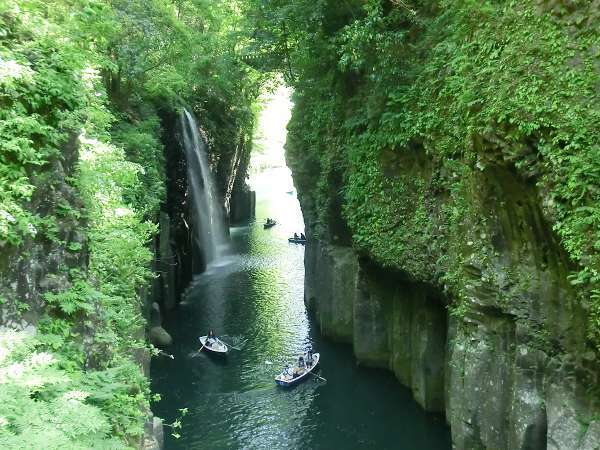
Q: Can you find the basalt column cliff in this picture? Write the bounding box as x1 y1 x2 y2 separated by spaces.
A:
284 1 600 449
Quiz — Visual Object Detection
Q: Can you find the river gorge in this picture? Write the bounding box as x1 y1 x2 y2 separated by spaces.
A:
0 2 598 449
151 166 450 449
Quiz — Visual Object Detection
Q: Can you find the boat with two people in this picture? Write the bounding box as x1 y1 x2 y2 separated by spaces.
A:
264 218 277 229
198 330 228 355
288 232 307 245
275 350 320 386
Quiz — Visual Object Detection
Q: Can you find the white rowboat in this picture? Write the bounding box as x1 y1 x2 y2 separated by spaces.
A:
275 352 320 386
199 336 228 354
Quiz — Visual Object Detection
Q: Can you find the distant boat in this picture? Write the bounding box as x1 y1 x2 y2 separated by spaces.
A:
288 237 306 245
198 336 228 355
286 190 294 195
275 352 320 387
264 220 277 229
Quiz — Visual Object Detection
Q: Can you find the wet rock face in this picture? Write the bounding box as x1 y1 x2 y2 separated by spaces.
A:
157 108 255 299
226 139 255 226
158 213 177 311
230 184 255 225
160 109 197 288
298 167 600 449
353 265 392 369
0 134 87 330
305 241 448 413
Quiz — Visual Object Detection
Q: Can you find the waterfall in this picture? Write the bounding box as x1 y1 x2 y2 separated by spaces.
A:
181 108 228 266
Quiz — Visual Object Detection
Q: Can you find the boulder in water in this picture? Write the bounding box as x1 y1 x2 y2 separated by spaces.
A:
144 413 164 450
150 302 162 327
149 326 172 347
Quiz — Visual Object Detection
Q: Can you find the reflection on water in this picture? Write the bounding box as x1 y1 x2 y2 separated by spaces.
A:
151 167 451 450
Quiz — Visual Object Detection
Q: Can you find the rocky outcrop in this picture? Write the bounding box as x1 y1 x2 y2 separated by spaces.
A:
143 413 164 450
148 302 173 348
305 236 599 449
292 147 600 450
0 135 86 330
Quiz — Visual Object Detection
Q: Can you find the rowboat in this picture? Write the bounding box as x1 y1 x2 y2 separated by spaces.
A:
275 352 320 386
198 336 228 355
263 221 277 229
288 238 306 245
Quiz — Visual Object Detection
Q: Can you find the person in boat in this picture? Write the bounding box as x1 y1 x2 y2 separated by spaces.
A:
300 233 306 240
306 350 313 367
282 364 292 379
206 330 215 346
294 232 299 239
292 356 306 377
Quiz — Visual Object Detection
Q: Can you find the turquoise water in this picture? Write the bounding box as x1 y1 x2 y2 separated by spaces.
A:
151 167 451 450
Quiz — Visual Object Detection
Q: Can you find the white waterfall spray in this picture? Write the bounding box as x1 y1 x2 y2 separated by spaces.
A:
181 108 229 266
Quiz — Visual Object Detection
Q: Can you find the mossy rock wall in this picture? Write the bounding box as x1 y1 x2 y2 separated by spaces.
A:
287 2 600 447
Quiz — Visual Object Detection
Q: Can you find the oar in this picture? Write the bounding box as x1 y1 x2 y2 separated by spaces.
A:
218 338 242 351
309 372 327 382
156 349 175 359
196 339 207 355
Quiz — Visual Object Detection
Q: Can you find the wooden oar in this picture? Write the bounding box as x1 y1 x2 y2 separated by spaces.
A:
310 372 327 382
157 349 175 359
196 340 207 355
218 338 242 351
217 336 246 351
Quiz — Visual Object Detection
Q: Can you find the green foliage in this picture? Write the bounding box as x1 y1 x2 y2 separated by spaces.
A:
44 278 96 316
0 1 87 245
0 330 130 449
258 0 600 350
1 0 267 447
111 115 165 220
0 1 157 445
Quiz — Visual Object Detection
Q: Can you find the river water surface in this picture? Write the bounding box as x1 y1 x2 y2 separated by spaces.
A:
151 167 451 450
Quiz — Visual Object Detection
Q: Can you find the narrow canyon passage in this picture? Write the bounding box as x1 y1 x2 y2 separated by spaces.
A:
3 3 598 449
151 165 450 449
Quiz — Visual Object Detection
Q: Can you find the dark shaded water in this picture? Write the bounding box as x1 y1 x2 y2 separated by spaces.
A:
151 167 451 450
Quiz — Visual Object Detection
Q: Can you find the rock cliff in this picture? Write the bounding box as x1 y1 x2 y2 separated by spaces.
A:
297 187 599 449
285 1 600 447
